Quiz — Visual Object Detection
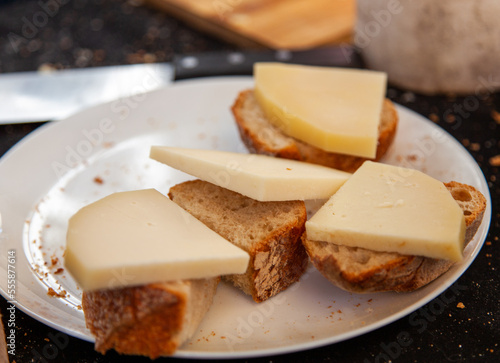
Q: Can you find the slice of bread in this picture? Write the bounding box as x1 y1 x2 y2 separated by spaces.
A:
302 182 487 293
0 312 8 361
231 89 398 173
82 277 219 358
168 179 308 303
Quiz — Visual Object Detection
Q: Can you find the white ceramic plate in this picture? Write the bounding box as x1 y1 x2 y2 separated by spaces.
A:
0 77 491 359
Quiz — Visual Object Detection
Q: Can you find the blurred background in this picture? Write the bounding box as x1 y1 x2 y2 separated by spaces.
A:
0 0 353 73
0 0 238 73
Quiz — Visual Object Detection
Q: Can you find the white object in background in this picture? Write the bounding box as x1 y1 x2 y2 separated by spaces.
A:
356 0 500 95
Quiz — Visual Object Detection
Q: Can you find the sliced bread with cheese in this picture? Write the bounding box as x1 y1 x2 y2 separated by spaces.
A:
302 181 486 293
82 278 219 358
231 89 398 173
69 189 248 358
168 179 308 303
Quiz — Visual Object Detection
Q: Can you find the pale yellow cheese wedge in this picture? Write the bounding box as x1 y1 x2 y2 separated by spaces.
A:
306 161 466 261
254 62 387 158
150 146 350 201
65 189 249 291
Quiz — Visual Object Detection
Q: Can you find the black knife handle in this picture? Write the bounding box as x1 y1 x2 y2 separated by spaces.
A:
173 46 363 80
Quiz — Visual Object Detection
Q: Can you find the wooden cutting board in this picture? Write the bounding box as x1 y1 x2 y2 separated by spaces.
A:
144 0 355 49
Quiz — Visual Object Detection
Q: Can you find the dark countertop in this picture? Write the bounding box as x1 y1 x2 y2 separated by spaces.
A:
0 1 498 362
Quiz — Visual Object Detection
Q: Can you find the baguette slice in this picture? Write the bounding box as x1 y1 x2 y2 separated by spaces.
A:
231 89 398 173
82 278 219 358
302 181 487 293
168 179 308 303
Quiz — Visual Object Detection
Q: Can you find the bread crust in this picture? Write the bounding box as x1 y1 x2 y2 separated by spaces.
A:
225 215 308 302
231 89 398 173
302 182 486 293
169 179 308 303
82 278 219 358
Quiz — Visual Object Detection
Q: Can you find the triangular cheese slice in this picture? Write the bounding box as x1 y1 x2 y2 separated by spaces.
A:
65 189 249 291
306 161 466 261
254 62 387 158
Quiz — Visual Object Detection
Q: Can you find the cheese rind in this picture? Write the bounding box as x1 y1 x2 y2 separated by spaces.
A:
306 161 466 261
65 189 249 291
254 62 387 158
150 146 350 201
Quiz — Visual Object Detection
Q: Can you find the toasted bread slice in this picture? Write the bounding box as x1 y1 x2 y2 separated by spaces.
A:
168 179 308 303
82 278 219 358
231 89 399 173
302 182 486 293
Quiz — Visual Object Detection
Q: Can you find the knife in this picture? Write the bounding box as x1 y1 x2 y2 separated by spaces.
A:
0 45 362 124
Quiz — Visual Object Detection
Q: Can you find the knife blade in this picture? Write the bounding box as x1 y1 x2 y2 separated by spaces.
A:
0 63 174 124
0 45 361 124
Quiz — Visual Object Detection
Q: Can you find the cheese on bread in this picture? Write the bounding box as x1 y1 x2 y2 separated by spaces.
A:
254 63 387 158
306 161 466 261
150 146 350 201
65 189 249 291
